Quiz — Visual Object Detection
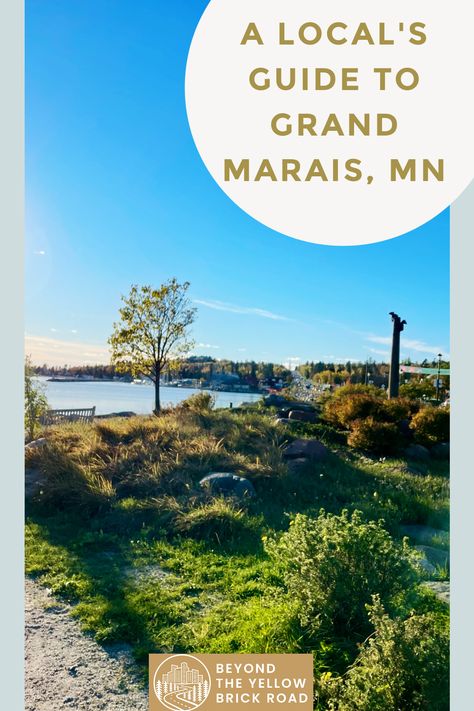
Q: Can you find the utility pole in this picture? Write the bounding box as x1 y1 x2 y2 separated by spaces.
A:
388 312 407 399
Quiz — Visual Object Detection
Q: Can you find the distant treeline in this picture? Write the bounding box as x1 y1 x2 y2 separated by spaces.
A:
297 358 450 386
32 356 450 387
32 357 292 385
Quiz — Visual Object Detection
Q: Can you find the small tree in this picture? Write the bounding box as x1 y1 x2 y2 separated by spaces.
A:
25 356 48 441
109 280 196 414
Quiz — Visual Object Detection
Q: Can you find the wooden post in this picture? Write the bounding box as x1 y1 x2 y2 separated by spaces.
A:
388 312 407 399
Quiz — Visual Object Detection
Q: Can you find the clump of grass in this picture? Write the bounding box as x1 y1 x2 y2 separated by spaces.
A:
174 498 261 548
34 444 115 513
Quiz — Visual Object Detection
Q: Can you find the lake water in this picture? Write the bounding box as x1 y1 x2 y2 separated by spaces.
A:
36 378 262 415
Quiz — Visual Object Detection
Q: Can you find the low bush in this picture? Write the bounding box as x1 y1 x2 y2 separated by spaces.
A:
265 510 417 637
25 357 48 442
323 393 385 429
319 596 449 711
347 418 402 455
410 406 450 446
399 379 436 401
382 397 419 422
180 391 216 413
323 390 415 432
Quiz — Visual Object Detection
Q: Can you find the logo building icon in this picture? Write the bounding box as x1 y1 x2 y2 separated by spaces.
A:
153 655 211 711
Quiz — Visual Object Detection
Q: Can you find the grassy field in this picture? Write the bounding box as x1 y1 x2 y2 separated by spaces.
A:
25 399 449 708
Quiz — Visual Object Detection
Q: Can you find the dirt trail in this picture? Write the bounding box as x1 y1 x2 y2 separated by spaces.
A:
25 578 148 710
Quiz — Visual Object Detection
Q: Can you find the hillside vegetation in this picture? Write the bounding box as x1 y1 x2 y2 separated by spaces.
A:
25 393 449 709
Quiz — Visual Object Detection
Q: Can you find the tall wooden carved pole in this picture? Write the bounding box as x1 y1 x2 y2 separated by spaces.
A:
388 312 407 399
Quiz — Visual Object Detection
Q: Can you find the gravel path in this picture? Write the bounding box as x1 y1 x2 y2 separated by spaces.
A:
25 578 148 710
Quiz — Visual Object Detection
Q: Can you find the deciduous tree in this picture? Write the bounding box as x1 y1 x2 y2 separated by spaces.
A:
109 280 196 414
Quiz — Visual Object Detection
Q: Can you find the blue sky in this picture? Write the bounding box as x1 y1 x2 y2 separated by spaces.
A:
25 0 449 367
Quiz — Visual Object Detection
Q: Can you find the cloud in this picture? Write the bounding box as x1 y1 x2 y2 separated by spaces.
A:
366 334 448 358
25 334 110 366
366 336 391 346
33 250 46 256
194 298 288 321
195 342 220 349
366 347 390 358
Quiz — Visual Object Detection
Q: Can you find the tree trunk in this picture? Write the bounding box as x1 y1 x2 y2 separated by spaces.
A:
154 374 161 415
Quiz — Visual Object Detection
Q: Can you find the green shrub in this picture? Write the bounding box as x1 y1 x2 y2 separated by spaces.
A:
382 397 419 422
265 510 417 637
347 418 402 455
323 393 385 429
24 357 48 442
399 379 436 401
331 384 383 399
320 596 449 711
410 407 450 446
180 391 216 413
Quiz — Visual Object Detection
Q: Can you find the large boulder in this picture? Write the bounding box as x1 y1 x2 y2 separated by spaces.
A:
430 443 450 460
283 439 328 461
265 395 315 412
405 444 430 461
199 473 256 499
25 438 47 450
422 581 450 605
288 410 317 423
415 545 449 569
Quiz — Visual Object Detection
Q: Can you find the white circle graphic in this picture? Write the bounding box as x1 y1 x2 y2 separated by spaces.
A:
153 654 211 711
185 0 473 245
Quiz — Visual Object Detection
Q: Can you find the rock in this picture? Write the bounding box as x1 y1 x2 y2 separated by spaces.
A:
25 438 47 450
287 457 308 470
288 410 317 423
422 581 450 605
264 394 291 407
286 458 311 473
405 444 430 461
199 473 256 498
416 554 436 576
430 443 450 460
415 545 449 569
283 439 328 461
264 395 315 412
